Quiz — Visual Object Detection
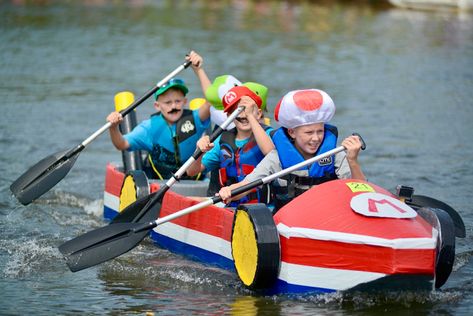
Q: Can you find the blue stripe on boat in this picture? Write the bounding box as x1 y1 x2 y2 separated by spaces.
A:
103 206 117 221
272 279 335 295
150 230 235 271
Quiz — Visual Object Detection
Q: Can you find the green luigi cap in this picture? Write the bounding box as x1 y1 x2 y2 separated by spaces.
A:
154 78 189 101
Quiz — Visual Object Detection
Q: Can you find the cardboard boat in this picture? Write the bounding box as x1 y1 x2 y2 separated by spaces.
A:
103 162 464 294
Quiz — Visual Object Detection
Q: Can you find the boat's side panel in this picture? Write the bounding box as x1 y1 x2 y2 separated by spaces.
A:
152 190 235 270
273 179 436 291
278 223 436 274
103 163 124 221
278 261 384 292
103 163 160 220
103 164 235 270
151 224 234 270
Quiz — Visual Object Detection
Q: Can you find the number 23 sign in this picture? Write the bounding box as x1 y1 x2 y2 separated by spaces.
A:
350 193 417 219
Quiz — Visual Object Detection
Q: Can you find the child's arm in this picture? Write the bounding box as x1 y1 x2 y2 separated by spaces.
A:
186 51 211 122
186 135 213 176
218 150 278 204
240 97 275 155
218 179 250 204
107 111 130 150
341 135 366 181
186 155 205 177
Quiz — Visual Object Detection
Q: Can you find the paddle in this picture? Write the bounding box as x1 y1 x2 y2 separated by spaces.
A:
110 105 245 224
59 143 353 272
10 60 192 206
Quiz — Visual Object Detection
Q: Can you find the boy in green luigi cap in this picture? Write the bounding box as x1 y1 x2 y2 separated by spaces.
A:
106 51 211 180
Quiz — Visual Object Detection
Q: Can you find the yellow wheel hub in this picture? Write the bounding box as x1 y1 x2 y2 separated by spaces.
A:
231 204 280 290
118 170 149 213
119 175 138 212
232 210 258 286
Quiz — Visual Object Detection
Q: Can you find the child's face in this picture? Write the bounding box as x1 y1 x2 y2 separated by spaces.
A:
234 98 262 132
155 89 187 124
288 123 325 157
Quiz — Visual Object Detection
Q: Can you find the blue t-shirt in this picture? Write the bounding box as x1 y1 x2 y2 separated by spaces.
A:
124 110 210 162
201 127 273 173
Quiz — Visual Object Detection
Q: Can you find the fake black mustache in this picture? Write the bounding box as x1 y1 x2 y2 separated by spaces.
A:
168 108 182 114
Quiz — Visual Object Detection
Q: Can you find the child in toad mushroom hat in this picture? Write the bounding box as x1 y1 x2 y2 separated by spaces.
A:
218 88 365 212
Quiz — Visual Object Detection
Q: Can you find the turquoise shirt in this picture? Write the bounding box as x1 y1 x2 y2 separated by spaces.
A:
125 110 210 163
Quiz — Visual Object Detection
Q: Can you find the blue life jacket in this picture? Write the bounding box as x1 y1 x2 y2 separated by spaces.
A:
148 109 203 180
218 125 271 206
271 124 339 212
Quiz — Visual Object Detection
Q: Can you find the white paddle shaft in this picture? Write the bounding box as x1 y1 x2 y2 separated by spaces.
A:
81 62 191 148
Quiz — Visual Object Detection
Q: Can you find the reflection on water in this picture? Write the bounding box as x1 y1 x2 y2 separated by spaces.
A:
1 0 473 315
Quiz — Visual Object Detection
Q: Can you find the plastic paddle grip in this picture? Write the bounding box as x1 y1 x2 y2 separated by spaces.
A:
352 133 366 150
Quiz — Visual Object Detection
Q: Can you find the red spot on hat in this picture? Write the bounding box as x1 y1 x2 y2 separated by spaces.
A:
274 98 282 122
293 90 323 111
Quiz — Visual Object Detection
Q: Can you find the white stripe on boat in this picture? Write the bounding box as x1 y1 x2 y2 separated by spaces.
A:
279 261 386 291
277 223 438 249
104 191 119 212
154 222 232 260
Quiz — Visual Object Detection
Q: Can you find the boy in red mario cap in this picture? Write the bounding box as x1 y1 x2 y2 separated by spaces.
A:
187 85 274 206
218 89 365 212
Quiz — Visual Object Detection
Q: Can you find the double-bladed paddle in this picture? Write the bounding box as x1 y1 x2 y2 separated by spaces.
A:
59 143 355 272
10 60 192 206
110 105 245 224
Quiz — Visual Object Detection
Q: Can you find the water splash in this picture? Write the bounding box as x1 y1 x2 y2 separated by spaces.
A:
37 190 103 217
31 190 105 229
453 250 473 272
1 238 63 279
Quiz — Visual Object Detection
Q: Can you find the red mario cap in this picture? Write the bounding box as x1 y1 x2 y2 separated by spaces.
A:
222 86 263 113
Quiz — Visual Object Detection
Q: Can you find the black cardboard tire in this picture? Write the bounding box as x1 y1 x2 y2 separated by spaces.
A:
416 206 456 288
231 203 280 289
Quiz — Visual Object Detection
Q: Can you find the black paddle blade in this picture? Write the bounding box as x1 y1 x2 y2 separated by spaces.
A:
58 219 155 272
10 148 80 205
110 190 164 224
111 189 164 224
409 195 466 238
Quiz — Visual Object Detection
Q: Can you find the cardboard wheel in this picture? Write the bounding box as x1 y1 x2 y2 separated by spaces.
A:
119 170 149 213
231 203 280 289
416 207 456 288
431 208 456 288
409 194 465 238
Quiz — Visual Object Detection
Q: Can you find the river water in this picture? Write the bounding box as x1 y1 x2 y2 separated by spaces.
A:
1 0 472 315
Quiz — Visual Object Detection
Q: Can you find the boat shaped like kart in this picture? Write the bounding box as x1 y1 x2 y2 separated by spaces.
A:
103 162 465 294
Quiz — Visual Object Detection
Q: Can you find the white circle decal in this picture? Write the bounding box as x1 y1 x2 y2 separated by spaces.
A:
224 91 237 105
350 193 417 218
